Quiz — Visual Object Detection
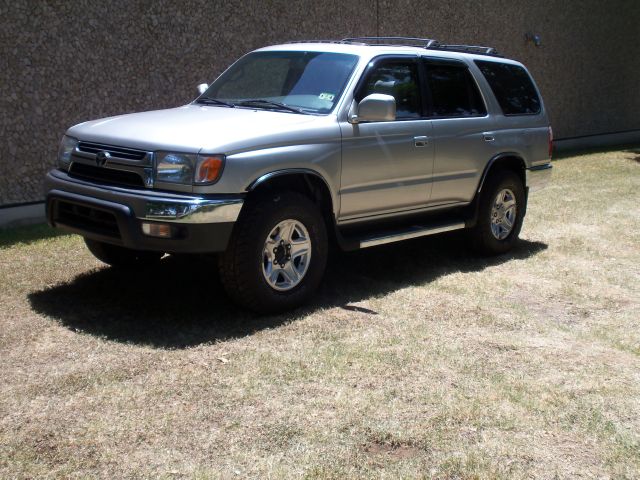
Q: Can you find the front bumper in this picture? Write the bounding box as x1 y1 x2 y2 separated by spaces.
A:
45 170 244 253
526 163 553 192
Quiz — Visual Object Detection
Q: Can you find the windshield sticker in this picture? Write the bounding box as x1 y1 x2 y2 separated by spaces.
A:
318 92 335 101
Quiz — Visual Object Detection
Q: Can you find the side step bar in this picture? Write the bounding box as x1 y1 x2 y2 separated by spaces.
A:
358 221 466 249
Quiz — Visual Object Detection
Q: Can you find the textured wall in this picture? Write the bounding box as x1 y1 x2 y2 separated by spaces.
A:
0 0 376 205
1 0 639 205
379 0 640 141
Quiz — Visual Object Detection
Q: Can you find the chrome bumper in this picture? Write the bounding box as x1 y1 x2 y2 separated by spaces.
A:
45 169 244 253
143 198 242 223
46 170 243 224
526 163 553 192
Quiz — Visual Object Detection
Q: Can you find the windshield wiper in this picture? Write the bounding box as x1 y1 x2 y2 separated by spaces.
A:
235 99 306 114
195 96 235 108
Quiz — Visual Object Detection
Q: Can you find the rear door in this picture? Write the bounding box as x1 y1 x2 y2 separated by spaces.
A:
423 58 494 205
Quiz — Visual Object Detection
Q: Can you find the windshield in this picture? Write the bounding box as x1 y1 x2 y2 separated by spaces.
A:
199 51 359 114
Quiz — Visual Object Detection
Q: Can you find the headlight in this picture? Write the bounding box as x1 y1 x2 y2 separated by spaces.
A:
155 152 225 185
57 135 78 170
155 152 197 184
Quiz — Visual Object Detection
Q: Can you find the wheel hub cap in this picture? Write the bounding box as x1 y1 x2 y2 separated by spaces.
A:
273 241 291 267
262 219 311 291
490 188 517 240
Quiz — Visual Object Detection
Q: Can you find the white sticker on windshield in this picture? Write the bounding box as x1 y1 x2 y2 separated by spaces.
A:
318 92 335 101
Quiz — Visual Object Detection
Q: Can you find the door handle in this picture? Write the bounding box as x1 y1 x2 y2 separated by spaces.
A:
414 136 429 147
483 133 495 142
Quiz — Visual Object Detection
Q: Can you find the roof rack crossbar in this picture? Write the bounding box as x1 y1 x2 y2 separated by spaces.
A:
341 36 440 48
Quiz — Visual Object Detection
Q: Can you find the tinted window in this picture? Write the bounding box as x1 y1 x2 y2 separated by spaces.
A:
358 61 421 119
424 62 486 117
475 60 541 115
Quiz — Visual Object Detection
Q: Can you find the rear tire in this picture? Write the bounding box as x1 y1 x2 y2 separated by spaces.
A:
470 170 525 255
218 191 328 314
84 238 163 268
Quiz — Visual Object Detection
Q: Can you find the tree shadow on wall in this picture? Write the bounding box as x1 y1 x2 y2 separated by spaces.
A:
28 232 547 349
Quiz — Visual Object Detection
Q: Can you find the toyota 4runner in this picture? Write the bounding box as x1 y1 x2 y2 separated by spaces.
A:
46 37 553 313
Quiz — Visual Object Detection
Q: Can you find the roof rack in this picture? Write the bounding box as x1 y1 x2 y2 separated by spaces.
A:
281 37 501 57
339 36 500 57
285 40 350 45
431 44 499 56
342 36 440 48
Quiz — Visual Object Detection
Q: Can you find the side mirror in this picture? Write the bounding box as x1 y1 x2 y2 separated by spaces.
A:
197 83 209 95
349 94 396 123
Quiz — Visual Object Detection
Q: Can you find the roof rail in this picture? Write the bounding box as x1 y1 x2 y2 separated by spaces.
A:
282 38 501 57
432 44 500 56
342 36 440 48
285 40 350 45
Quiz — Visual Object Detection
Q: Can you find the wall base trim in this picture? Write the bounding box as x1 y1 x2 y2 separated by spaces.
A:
0 202 46 229
555 129 640 152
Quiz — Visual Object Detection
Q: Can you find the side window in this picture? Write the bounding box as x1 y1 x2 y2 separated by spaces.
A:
424 61 487 117
474 60 541 115
358 61 421 119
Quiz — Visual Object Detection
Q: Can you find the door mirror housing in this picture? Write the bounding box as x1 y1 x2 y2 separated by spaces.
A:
197 83 209 95
349 94 396 123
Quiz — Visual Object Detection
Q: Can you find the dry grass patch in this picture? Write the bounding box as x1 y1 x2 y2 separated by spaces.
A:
1 149 639 478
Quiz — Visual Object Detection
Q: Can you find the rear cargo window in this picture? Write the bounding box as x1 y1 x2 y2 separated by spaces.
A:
475 61 541 115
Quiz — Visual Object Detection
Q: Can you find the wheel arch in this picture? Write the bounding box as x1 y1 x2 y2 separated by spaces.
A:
465 152 528 228
246 168 337 229
477 152 527 195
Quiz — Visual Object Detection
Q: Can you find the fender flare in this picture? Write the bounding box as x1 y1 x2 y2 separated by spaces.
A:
464 152 527 228
246 168 338 217
476 152 526 194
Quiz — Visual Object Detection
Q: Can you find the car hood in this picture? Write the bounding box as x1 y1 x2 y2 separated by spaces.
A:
67 104 330 154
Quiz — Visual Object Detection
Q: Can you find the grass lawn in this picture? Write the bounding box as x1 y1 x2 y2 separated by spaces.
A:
1 150 639 479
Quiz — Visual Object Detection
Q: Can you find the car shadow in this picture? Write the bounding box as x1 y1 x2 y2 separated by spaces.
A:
28 233 547 349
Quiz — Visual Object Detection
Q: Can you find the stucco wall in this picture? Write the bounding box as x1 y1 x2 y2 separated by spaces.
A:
380 0 640 141
1 0 639 205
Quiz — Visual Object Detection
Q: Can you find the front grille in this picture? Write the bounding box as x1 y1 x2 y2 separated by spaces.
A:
69 163 146 188
77 141 148 161
55 200 120 238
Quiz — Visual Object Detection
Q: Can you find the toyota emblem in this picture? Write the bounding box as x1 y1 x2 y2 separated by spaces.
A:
96 151 110 166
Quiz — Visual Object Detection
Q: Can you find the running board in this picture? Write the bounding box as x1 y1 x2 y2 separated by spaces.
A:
358 221 466 249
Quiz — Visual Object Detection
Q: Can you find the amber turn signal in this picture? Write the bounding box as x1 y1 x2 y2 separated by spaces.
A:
141 222 173 238
195 155 224 183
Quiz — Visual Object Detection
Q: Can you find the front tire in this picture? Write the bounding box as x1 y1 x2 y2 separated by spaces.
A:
84 238 163 268
219 191 328 313
470 170 525 255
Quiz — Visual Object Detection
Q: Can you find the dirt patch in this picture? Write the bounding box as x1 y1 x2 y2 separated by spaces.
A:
364 441 419 459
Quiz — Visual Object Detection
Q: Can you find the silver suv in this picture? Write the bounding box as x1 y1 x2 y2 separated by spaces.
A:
46 37 552 313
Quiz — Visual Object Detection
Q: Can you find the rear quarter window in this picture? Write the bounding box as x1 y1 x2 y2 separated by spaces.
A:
475 60 541 115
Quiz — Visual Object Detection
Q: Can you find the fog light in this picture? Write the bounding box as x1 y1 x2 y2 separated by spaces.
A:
142 222 173 238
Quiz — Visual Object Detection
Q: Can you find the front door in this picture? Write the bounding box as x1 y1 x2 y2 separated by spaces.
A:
339 57 434 220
